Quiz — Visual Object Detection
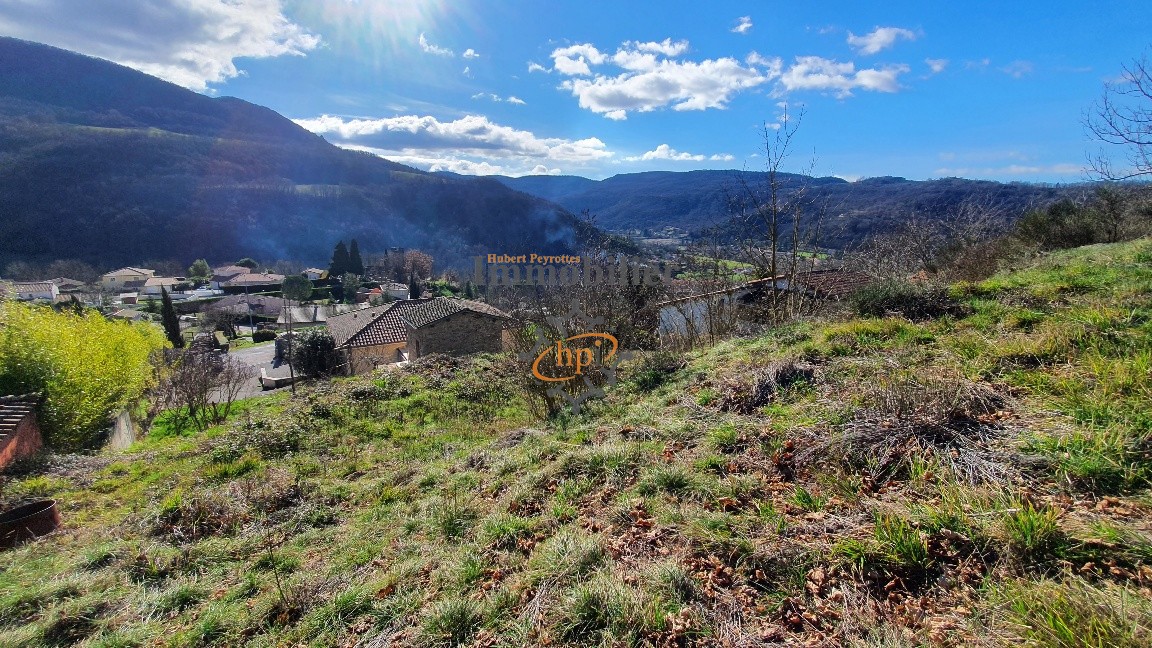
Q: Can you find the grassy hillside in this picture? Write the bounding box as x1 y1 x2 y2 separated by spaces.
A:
2 240 1151 647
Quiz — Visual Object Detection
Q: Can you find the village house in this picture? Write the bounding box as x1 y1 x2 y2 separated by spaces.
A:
302 268 327 281
49 277 88 294
327 298 433 374
0 394 43 471
209 265 252 289
101 267 154 291
402 298 513 360
11 281 59 302
218 272 285 292
383 282 410 300
139 276 183 296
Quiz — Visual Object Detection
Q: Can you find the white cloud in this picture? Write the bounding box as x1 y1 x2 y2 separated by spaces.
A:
552 40 774 119
925 58 948 74
462 48 479 59
746 52 783 76
471 93 527 105
418 32 453 56
549 38 908 118
551 43 607 76
462 66 472 77
1001 60 1034 78
779 56 909 97
625 144 704 162
624 144 732 162
293 114 613 176
0 0 319 91
731 16 753 34
846 26 916 55
527 62 549 73
627 38 689 57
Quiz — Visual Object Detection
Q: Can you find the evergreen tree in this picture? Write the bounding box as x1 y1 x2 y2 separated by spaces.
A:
341 272 360 304
348 239 365 275
463 281 476 299
409 274 421 299
160 287 184 348
187 258 211 281
329 241 350 277
236 258 259 270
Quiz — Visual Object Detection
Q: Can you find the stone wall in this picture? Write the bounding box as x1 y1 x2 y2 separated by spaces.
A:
104 409 137 452
346 342 406 375
407 312 507 359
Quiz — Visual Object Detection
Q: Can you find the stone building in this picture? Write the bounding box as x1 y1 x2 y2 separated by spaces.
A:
402 298 512 360
326 299 433 375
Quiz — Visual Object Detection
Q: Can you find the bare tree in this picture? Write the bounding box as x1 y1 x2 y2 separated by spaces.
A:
149 348 256 434
728 108 826 323
1087 50 1152 181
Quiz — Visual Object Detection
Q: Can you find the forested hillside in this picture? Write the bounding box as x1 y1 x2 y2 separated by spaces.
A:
494 171 1078 246
0 38 587 270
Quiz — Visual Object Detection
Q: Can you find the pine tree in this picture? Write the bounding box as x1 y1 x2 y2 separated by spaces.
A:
348 239 365 276
160 287 184 348
463 281 476 299
409 274 421 299
329 241 350 277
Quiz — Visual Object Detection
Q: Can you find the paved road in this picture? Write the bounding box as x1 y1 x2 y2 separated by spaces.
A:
228 342 295 400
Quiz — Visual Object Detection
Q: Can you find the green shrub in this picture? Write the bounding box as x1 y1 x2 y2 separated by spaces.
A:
252 329 277 343
289 328 340 376
851 281 968 320
0 301 166 449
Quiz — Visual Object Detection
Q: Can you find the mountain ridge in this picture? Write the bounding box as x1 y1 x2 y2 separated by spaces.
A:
0 37 586 271
486 169 1080 245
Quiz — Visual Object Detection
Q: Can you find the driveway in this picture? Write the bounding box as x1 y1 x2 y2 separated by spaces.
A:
228 342 296 400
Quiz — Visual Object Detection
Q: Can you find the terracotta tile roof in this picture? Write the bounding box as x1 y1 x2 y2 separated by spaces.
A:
400 297 511 330
793 269 875 299
143 277 181 287
103 267 153 277
51 277 87 290
221 273 285 287
212 265 251 280
0 394 40 437
327 299 434 348
12 281 56 294
655 269 874 309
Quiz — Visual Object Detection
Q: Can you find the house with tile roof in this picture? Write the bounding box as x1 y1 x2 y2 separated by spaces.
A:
326 298 433 374
0 394 43 470
219 272 286 292
400 298 513 361
11 281 59 302
209 265 253 289
101 267 155 291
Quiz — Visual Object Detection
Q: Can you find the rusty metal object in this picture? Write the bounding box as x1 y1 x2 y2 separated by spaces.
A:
0 499 60 549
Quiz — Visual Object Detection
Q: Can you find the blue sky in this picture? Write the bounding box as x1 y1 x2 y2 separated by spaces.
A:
2 0 1149 181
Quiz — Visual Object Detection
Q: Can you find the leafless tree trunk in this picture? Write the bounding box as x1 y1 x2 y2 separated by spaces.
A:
1086 51 1152 181
728 108 826 323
